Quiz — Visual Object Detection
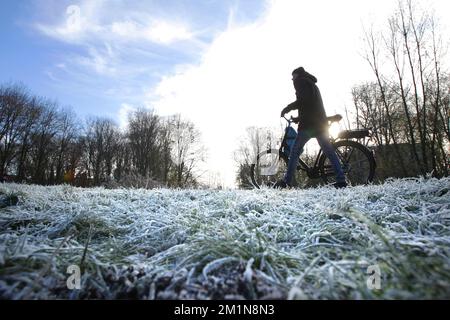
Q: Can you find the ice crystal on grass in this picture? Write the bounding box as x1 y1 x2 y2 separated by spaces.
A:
0 177 449 299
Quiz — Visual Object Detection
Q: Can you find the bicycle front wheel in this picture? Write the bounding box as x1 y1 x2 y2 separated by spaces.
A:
250 149 289 189
319 140 375 186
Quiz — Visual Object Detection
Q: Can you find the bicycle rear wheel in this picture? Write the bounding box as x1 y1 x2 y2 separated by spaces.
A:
319 140 375 186
250 149 290 189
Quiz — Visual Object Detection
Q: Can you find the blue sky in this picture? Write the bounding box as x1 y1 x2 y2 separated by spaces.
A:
0 0 266 120
1 0 449 187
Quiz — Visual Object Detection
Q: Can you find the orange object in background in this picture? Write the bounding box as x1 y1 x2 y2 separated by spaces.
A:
63 170 75 184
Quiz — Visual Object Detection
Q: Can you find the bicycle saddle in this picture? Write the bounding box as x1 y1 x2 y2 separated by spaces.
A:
327 114 342 123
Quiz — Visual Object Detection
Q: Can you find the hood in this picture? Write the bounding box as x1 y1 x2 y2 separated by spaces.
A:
292 67 317 83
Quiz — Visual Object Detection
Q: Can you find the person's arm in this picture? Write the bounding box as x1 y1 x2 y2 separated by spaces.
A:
280 100 300 117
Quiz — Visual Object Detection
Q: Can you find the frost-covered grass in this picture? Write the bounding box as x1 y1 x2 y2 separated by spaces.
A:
0 177 449 299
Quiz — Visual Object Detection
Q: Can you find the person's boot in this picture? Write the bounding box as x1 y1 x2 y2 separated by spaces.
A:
274 180 288 189
333 181 347 189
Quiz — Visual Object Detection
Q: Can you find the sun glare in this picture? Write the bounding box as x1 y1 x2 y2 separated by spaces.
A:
328 122 341 139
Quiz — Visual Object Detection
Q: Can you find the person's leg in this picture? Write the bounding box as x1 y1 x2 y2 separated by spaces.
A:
316 133 346 183
284 130 311 185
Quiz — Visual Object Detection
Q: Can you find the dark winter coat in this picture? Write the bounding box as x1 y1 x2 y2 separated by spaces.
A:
284 69 328 133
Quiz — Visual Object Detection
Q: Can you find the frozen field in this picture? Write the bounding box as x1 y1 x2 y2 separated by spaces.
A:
0 177 449 299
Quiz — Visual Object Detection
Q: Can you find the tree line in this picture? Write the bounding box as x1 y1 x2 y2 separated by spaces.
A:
352 0 449 178
0 83 206 188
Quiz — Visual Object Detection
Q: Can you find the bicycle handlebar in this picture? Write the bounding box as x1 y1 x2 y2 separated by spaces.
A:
283 114 343 125
283 115 300 125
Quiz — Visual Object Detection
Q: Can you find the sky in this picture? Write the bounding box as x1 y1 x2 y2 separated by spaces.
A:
1 0 449 188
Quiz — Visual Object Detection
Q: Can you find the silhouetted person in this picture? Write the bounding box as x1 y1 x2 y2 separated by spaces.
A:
276 67 347 188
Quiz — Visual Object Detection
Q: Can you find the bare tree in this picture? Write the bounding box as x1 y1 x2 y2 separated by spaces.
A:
16 96 41 182
168 114 206 188
158 117 173 185
113 131 131 182
360 0 449 178
127 108 160 179
84 117 120 185
29 100 61 184
363 26 408 176
54 107 80 183
0 84 32 178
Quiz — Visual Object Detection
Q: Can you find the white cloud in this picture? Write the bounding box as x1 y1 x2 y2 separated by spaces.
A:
145 20 192 44
35 1 105 43
111 20 139 38
111 19 192 44
118 103 137 130
74 46 117 76
45 71 58 82
36 2 193 46
35 1 196 82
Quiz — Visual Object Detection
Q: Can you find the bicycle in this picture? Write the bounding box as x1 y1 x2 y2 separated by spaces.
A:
250 114 376 188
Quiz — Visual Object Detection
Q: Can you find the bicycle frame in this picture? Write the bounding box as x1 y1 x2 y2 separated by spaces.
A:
279 116 336 179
